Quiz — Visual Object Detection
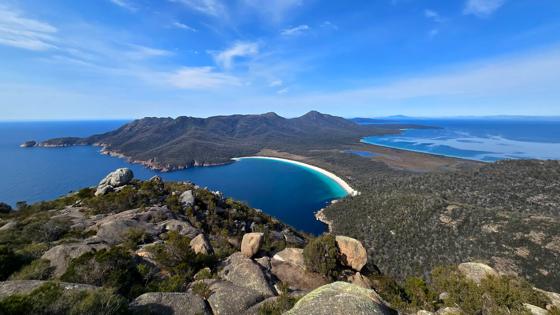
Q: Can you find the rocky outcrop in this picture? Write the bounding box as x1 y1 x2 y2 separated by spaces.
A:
335 236 368 271
95 168 134 196
285 282 394 315
0 280 98 299
20 140 37 148
534 288 560 310
347 272 372 289
180 190 195 207
41 242 108 277
190 234 213 255
88 206 175 244
271 259 328 291
271 248 327 291
241 232 264 258
159 219 200 239
458 262 498 284
204 280 265 315
129 292 211 315
436 307 462 315
523 303 548 315
273 248 305 269
0 220 17 231
219 252 275 297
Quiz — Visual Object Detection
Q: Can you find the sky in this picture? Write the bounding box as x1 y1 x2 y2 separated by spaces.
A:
0 0 559 120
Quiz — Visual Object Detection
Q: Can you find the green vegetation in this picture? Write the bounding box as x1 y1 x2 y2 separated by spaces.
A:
303 234 339 278
61 247 144 298
0 282 127 315
9 259 53 280
371 265 553 314
0 202 11 214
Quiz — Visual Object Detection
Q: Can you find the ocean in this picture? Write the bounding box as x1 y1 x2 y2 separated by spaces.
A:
360 118 560 162
0 121 346 235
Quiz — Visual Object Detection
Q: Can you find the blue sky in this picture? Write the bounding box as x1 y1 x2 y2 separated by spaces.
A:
0 0 559 120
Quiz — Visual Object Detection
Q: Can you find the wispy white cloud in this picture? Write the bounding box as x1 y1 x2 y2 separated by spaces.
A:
277 47 560 106
172 21 197 32
424 9 443 23
213 41 259 69
269 79 283 87
125 44 173 59
167 67 240 89
241 0 302 24
320 21 339 31
0 5 58 51
171 0 226 17
281 24 310 36
464 0 506 17
276 87 289 94
109 0 137 11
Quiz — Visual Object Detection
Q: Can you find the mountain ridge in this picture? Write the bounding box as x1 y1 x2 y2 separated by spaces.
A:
38 111 425 171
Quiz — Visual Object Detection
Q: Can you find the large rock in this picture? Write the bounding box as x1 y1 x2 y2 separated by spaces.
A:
436 307 462 315
271 260 328 291
95 168 134 196
205 280 265 315
285 282 394 315
219 252 275 297
273 248 305 269
458 262 498 284
335 236 368 271
190 234 213 255
534 288 560 309
347 272 372 289
271 248 327 291
180 190 195 207
159 219 200 239
129 292 211 315
241 232 264 258
41 243 108 277
523 303 548 315
88 206 174 244
0 280 97 299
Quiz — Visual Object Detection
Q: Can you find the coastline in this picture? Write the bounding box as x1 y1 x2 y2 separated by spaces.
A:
232 156 359 197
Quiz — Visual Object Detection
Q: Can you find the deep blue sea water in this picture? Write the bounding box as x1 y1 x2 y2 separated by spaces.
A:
361 119 560 162
0 121 346 234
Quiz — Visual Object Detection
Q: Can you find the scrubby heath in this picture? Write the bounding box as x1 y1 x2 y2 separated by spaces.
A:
1 171 559 315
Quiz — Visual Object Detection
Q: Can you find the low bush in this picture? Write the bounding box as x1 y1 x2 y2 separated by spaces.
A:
303 234 338 278
0 282 128 315
0 246 26 280
9 259 53 280
61 247 143 298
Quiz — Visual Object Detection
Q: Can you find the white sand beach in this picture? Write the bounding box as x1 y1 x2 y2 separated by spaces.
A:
233 156 359 196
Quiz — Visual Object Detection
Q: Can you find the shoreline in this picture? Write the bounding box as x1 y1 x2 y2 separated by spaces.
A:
233 156 359 197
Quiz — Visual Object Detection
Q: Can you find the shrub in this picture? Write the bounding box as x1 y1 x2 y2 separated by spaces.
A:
0 282 128 315
61 247 143 298
0 246 26 280
147 231 217 281
0 202 12 214
258 294 299 315
303 234 338 278
403 276 438 311
191 281 212 299
10 259 53 280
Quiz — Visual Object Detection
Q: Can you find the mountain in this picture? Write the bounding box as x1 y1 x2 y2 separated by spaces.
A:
40 111 419 171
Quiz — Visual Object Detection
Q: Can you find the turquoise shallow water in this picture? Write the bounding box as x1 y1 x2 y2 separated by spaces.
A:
360 119 560 162
0 121 347 234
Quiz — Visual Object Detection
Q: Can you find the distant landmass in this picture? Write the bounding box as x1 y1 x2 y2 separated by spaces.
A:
36 111 427 171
